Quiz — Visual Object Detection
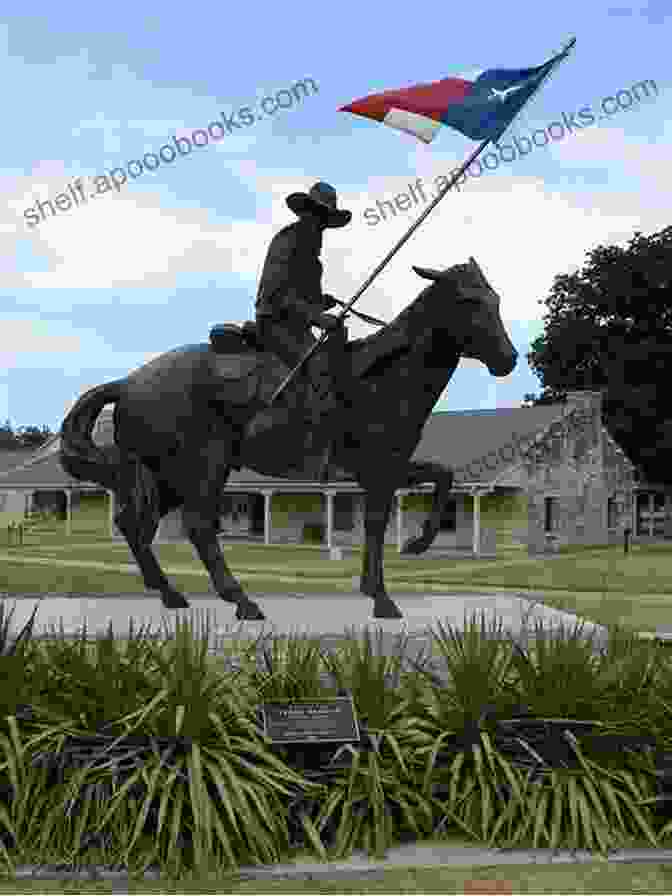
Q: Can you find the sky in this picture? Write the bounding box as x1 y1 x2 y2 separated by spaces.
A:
1 0 668 435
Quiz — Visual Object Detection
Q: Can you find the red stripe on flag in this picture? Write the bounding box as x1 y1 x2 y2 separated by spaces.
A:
340 77 473 123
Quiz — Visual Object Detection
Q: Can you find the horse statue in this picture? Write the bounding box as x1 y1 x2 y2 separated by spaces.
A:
59 257 517 620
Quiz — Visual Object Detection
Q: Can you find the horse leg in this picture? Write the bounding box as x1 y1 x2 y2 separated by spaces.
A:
181 504 265 620
399 461 454 555
113 473 189 609
359 489 402 618
177 447 265 620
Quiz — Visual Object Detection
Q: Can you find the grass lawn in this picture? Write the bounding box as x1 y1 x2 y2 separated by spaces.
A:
3 508 672 637
2 823 672 893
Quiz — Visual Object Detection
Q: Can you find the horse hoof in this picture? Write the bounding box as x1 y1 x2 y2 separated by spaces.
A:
236 600 265 621
161 591 190 609
401 537 429 555
373 598 403 619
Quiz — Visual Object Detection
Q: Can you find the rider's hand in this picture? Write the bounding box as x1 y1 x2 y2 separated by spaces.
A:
317 313 340 331
321 294 338 310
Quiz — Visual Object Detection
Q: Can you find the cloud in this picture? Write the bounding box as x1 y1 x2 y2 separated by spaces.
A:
1 319 84 365
6 173 266 290
318 169 643 337
4 110 669 368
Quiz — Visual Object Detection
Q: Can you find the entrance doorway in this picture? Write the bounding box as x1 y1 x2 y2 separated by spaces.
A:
250 494 265 535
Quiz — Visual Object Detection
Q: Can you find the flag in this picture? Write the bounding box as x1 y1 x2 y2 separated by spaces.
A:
339 47 571 144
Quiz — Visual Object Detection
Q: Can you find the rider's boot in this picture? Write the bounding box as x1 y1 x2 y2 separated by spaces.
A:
314 358 356 484
239 379 315 472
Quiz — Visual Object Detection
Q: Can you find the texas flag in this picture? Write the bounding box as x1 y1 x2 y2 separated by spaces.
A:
339 48 570 144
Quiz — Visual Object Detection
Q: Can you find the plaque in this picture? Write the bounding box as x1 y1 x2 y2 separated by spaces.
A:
257 697 360 745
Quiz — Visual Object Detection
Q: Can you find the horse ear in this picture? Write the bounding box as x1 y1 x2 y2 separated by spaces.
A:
468 256 492 288
412 265 443 281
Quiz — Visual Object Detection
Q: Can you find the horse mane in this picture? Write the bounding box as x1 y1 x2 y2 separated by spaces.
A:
347 282 435 352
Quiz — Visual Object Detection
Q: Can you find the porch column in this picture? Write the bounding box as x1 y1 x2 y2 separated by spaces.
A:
324 491 335 549
65 489 72 537
107 490 115 538
472 491 481 556
263 490 274 545
396 490 405 553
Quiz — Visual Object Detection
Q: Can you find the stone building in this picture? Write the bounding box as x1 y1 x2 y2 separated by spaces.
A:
521 390 637 553
0 389 664 555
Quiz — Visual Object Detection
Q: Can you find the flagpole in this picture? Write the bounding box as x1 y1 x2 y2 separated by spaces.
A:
270 35 576 405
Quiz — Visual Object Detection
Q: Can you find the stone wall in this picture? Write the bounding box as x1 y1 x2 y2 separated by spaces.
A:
524 391 635 554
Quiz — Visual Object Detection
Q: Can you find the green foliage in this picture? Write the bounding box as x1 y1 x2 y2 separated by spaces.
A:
272 494 323 530
275 495 323 513
525 225 672 484
302 524 325 544
2 601 672 881
0 421 53 451
400 494 433 512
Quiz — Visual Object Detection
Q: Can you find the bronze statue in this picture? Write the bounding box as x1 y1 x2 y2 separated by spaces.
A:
59 256 517 620
252 182 354 482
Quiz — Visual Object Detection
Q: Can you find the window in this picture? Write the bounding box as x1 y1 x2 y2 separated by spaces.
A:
637 491 668 536
607 497 618 530
544 496 558 533
440 499 457 532
636 492 652 536
333 494 355 531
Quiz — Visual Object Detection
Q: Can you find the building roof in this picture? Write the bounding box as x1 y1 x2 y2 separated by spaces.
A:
0 449 36 475
0 452 102 490
0 402 573 491
415 405 566 485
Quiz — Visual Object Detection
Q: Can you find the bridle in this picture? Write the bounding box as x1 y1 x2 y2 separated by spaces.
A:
330 296 387 327
332 264 488 329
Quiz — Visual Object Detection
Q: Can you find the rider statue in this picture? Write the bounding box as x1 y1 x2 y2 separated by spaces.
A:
249 181 355 481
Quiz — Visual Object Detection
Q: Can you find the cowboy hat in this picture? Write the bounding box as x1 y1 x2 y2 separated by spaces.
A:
286 181 352 228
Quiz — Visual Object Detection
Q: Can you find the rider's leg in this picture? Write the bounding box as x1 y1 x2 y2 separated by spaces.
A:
243 318 316 445
253 319 348 478
316 323 356 482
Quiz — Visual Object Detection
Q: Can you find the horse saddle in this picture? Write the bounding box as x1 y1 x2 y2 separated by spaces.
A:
208 320 411 407
210 322 260 354
207 323 266 404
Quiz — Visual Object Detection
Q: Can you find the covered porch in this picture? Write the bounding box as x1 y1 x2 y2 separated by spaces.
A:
123 480 500 557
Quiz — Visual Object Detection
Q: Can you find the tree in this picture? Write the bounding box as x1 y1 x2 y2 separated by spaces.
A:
525 225 672 485
0 420 17 450
15 425 54 449
0 419 54 451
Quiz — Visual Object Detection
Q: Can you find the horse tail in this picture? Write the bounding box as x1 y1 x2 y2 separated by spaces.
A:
59 379 126 491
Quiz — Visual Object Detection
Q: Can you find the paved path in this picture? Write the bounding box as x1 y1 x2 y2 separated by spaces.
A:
2 590 613 664
7 839 672 884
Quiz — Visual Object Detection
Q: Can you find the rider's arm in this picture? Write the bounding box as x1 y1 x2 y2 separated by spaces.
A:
285 293 335 327
258 228 295 303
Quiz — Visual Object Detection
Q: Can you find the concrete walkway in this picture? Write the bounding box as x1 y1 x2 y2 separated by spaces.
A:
7 839 672 884
1 590 613 656
212 842 672 881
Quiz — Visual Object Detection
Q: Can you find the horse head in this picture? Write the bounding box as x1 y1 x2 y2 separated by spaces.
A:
411 257 518 377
